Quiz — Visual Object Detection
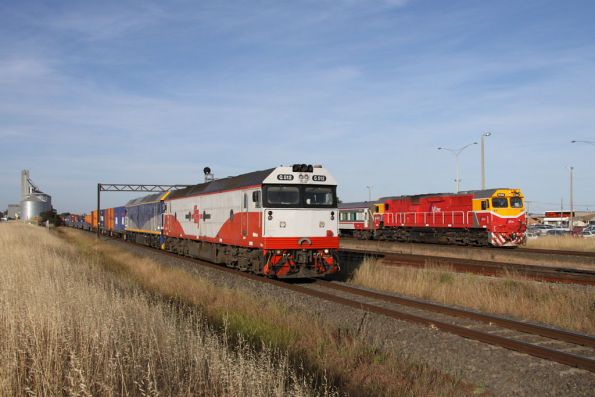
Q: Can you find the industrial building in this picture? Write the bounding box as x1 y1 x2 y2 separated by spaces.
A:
539 211 595 228
6 204 20 220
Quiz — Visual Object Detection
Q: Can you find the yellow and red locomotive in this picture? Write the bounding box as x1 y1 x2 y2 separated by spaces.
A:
339 188 526 247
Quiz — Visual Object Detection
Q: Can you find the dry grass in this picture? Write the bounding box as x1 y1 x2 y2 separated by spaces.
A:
51 227 474 396
351 258 595 335
526 235 595 252
0 223 331 396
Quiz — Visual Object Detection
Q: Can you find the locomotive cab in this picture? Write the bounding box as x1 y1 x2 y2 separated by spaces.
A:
260 165 340 277
471 188 527 246
472 189 525 215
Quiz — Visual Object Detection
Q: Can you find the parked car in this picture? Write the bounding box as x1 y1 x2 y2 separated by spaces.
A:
529 224 556 236
581 230 595 238
526 230 540 239
545 229 570 236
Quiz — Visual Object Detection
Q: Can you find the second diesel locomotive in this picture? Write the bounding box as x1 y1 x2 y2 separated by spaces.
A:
339 188 527 247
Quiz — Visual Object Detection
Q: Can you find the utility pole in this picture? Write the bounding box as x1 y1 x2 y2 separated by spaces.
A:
366 185 373 202
569 166 574 233
560 197 564 228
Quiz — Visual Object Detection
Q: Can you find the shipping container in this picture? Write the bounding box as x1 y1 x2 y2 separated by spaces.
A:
114 206 126 232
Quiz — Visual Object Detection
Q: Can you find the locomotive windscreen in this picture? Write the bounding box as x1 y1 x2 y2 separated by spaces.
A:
510 197 523 208
263 185 337 208
265 186 300 205
305 187 334 206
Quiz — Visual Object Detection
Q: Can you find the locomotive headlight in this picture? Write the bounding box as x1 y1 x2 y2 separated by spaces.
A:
299 174 309 182
268 210 273 221
319 221 325 228
324 249 329 254
330 211 335 220
280 221 286 228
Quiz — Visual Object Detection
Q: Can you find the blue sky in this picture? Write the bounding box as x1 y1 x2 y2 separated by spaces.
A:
1 0 594 213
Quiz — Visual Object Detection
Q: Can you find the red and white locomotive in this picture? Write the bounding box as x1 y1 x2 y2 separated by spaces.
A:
161 164 340 277
339 188 527 247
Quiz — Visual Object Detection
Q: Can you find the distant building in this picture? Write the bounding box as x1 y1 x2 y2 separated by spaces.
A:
7 204 20 219
543 210 595 228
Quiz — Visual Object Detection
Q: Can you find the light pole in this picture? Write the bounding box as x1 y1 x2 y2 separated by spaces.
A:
438 142 478 193
571 140 595 146
365 185 373 202
569 166 574 232
481 132 492 189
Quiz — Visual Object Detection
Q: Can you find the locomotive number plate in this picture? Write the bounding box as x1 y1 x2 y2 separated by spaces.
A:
312 175 326 182
277 174 294 181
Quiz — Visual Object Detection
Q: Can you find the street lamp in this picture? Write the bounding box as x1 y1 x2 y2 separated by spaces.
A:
480 132 492 189
365 185 373 202
571 140 595 146
438 142 478 193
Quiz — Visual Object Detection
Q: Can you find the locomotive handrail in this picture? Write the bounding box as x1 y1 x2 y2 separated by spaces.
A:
378 211 476 227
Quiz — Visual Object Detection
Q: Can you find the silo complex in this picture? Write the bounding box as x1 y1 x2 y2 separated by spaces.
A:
20 170 52 222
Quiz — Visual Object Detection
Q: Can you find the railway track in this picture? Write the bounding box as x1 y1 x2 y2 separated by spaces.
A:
110 238 595 373
518 247 595 258
339 249 595 286
342 236 595 259
304 279 595 372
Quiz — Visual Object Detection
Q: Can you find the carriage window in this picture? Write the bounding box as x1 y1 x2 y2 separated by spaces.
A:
492 198 508 208
355 210 365 221
510 197 523 208
304 187 334 206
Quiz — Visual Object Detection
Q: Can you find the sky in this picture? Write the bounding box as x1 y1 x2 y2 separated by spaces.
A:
1 0 595 214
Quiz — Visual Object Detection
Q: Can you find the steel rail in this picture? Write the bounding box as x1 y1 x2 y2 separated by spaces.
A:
518 247 595 258
342 237 595 259
311 279 595 348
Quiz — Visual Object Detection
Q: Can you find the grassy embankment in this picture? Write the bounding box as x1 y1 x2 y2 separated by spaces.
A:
0 223 326 396
351 258 595 334
526 235 595 252
0 223 472 396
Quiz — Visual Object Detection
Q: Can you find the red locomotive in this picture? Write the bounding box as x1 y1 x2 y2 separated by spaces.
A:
339 188 526 247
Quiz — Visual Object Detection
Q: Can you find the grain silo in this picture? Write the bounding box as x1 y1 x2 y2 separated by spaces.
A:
20 170 52 222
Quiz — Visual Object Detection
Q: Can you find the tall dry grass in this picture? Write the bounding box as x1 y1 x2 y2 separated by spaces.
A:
0 223 331 396
526 235 595 252
351 258 595 334
54 227 474 396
